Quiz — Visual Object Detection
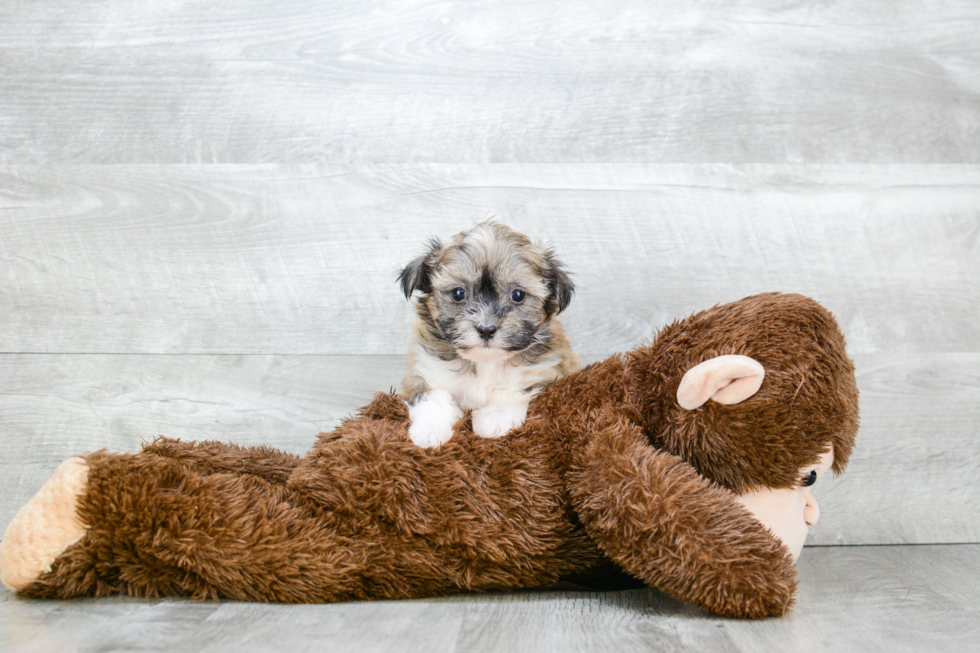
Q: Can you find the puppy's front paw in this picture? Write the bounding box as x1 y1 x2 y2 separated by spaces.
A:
472 402 528 438
408 390 463 448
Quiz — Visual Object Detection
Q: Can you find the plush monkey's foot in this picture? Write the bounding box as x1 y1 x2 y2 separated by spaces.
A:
0 457 89 592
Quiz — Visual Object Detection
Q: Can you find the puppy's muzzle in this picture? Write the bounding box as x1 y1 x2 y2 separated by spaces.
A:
476 323 498 341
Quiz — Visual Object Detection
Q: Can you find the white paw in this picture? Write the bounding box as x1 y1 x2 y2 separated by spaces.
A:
472 401 528 438
408 390 463 448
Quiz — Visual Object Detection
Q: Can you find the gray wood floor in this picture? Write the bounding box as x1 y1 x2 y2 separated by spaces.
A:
1 1 978 651
2 545 978 653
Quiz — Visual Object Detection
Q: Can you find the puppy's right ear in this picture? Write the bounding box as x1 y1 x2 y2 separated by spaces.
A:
397 238 443 299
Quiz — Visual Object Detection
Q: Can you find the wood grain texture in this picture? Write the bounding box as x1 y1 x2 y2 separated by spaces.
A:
1 545 976 653
1 353 976 545
3 164 977 355
813 352 980 545
0 1 978 164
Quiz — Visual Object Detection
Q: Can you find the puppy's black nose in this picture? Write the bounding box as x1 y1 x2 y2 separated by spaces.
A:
477 324 497 340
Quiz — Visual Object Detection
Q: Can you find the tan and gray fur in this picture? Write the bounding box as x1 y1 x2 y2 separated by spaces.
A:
397 222 578 447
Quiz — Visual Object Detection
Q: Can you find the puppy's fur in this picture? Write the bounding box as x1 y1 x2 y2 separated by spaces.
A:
398 222 579 448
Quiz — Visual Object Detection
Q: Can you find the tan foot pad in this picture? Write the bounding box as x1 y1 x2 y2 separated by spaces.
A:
0 457 89 592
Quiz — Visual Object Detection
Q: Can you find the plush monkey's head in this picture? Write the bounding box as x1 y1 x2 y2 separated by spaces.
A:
626 293 860 558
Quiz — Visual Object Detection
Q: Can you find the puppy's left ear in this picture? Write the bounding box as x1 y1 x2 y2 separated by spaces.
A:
397 238 443 298
543 250 574 315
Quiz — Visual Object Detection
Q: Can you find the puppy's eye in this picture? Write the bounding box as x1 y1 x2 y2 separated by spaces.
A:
451 288 466 302
801 470 817 488
510 289 526 303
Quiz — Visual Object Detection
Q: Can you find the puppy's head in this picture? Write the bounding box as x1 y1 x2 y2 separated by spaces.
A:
398 222 573 363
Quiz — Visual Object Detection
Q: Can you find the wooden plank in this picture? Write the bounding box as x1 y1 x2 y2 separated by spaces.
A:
0 2 977 164
1 352 976 545
2 164 977 356
1 545 977 652
810 353 980 545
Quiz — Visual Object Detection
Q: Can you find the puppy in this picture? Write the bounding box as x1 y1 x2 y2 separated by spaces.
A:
397 222 579 448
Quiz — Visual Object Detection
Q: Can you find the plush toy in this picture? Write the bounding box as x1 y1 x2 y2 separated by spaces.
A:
0 293 858 619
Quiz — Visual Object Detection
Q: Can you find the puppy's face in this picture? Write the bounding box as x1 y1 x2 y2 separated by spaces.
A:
399 223 573 363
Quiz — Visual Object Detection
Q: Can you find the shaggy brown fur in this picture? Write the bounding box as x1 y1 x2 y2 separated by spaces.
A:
4 293 858 619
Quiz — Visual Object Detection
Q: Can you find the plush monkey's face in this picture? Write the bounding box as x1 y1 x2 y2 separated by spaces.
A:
735 450 835 561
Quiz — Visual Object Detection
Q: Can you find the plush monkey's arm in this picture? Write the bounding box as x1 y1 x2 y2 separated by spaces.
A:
567 413 798 619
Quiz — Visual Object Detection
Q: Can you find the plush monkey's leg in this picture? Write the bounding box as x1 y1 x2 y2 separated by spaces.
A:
567 414 798 619
0 442 305 595
0 457 89 592
7 450 372 602
140 437 302 485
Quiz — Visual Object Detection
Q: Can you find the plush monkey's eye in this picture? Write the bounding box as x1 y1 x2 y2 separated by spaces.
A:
510 288 526 303
451 287 466 302
801 470 817 488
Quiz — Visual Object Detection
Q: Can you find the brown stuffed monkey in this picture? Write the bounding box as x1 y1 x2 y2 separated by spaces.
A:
0 293 859 619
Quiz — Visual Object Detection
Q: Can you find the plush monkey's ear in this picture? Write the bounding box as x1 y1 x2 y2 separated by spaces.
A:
397 238 443 298
676 355 765 410
543 250 574 315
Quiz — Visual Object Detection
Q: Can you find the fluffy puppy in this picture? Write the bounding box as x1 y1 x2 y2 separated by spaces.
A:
397 222 579 448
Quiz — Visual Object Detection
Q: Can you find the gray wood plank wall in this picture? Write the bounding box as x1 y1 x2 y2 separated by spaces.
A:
2 0 978 568
2 1 978 164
